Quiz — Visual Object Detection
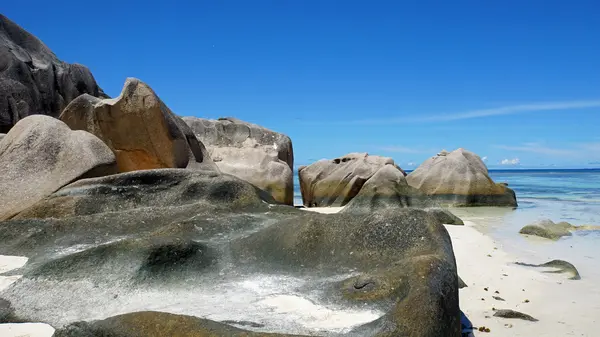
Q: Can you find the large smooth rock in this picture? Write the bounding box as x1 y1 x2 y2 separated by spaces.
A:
60 78 216 172
184 117 293 205
0 115 116 220
0 14 106 133
1 169 460 337
406 148 517 207
299 153 406 207
341 164 463 225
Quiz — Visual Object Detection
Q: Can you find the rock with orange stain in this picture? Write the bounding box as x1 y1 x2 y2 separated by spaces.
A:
60 78 216 173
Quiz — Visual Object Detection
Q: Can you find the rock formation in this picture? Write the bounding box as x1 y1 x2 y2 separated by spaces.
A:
60 78 216 172
519 219 600 240
515 259 581 280
299 152 406 207
184 117 293 205
0 115 116 220
0 14 106 133
340 164 464 225
406 148 517 207
1 169 460 337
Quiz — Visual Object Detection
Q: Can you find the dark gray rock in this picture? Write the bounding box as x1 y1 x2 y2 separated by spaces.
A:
515 259 581 280
60 78 216 173
0 298 14 323
406 148 517 207
0 14 106 133
0 115 116 220
0 133 5 142
1 169 460 337
184 116 293 205
493 309 538 322
519 219 600 240
299 153 406 207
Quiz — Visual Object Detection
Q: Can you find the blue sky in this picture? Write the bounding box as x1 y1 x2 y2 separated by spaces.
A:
4 1 600 169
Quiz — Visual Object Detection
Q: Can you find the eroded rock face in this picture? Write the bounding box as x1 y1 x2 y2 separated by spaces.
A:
184 117 293 205
406 148 517 207
0 115 116 220
299 153 406 207
340 164 464 225
60 78 216 172
1 169 460 337
0 14 106 133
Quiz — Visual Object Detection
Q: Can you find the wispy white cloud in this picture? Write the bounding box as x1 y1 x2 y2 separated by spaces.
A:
494 143 577 156
500 158 520 165
494 142 600 158
326 100 600 125
481 156 488 162
406 162 416 167
376 146 424 153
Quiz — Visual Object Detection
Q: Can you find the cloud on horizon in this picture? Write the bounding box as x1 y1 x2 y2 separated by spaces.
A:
314 100 600 125
500 158 520 165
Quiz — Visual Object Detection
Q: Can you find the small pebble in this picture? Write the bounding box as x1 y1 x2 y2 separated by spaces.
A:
484 287 488 291
524 299 530 303
494 290 500 294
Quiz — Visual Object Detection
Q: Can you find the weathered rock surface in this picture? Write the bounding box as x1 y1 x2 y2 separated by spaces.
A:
341 164 464 225
0 169 460 337
0 133 4 142
519 219 600 240
0 14 106 133
493 309 538 322
54 311 301 337
406 148 517 207
515 259 581 280
60 78 216 172
299 153 406 207
184 117 293 205
0 115 116 220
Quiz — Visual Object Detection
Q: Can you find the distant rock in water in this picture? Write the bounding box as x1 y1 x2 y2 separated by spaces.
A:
299 153 406 207
519 219 600 240
0 115 116 220
0 14 106 133
183 116 293 205
60 78 216 172
1 169 460 336
515 259 581 280
406 148 517 207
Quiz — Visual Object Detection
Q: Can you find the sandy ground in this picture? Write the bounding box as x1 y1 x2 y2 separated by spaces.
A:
2 207 598 336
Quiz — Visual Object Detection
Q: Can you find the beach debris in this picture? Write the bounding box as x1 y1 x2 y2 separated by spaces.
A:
515 259 581 280
493 309 538 322
493 296 505 301
487 254 492 257
524 299 530 303
478 326 491 332
494 290 500 294
484 287 488 291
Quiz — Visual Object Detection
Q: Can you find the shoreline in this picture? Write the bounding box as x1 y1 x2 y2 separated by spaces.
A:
2 207 599 336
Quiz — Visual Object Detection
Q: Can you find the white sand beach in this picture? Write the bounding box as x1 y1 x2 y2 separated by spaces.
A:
2 208 599 336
